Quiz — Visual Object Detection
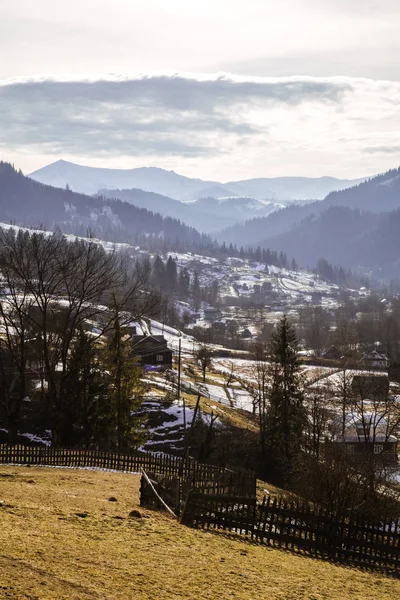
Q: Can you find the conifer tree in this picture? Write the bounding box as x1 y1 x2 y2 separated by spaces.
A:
265 315 306 485
165 256 178 292
102 312 147 452
63 328 109 447
178 267 191 298
152 255 166 288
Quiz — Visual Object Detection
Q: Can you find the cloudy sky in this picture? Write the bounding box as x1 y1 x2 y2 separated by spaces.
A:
1 0 399 180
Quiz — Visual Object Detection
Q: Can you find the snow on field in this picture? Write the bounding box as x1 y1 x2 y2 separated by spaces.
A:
0 222 135 255
198 383 230 405
0 428 51 446
141 377 175 393
280 278 306 291
166 252 218 267
149 319 198 355
139 397 219 452
213 358 262 383
214 359 351 393
309 369 385 390
230 389 254 412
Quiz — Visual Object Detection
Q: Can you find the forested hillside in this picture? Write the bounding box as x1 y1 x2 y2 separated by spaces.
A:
218 168 400 277
99 187 231 232
219 168 400 246
325 168 400 213
0 162 211 251
100 187 283 233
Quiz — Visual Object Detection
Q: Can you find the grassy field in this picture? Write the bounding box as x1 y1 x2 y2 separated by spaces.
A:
0 466 399 600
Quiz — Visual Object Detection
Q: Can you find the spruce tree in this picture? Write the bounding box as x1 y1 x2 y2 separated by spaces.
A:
265 315 306 485
165 256 178 292
63 328 109 448
152 255 166 288
178 267 191 298
102 313 148 452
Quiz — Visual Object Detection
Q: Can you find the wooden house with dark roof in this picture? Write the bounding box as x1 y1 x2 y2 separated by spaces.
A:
132 335 172 371
360 349 388 370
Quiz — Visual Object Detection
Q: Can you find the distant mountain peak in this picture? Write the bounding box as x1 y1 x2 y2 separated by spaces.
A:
29 159 369 202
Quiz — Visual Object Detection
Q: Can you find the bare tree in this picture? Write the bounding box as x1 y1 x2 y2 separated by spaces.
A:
0 229 159 445
195 344 212 383
0 268 35 442
248 343 270 452
305 387 330 458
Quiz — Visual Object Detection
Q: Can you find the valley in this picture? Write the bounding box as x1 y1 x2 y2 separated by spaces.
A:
3 1 400 595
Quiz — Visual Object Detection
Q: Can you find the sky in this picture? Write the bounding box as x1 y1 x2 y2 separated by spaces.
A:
1 0 400 181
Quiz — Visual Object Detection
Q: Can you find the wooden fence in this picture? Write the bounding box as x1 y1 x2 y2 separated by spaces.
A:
181 492 400 573
0 444 256 497
3 444 398 572
140 472 181 514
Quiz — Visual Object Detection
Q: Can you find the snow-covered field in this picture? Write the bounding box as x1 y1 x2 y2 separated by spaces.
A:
0 222 135 255
149 319 199 356
138 397 219 452
308 369 386 390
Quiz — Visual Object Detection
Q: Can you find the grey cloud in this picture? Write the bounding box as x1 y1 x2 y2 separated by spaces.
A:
0 74 351 159
364 145 400 154
3 75 350 109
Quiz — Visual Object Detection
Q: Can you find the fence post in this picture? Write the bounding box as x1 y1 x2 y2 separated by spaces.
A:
175 477 181 516
180 489 193 525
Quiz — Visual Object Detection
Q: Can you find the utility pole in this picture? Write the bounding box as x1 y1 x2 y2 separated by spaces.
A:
182 385 210 460
183 393 201 461
177 336 181 402
176 334 186 431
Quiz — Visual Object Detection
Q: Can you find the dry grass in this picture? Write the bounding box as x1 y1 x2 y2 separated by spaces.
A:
0 466 399 600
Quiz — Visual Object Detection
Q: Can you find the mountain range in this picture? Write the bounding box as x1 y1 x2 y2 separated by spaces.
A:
98 187 284 233
4 158 400 278
29 159 366 202
218 168 400 277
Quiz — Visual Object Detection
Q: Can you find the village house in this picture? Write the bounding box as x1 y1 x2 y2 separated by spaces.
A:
331 411 398 462
360 349 388 370
132 335 172 371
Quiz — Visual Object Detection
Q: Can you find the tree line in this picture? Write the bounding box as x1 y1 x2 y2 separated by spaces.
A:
0 228 161 450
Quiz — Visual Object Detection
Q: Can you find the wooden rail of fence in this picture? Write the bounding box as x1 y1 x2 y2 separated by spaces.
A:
140 471 181 515
0 445 256 497
181 492 400 573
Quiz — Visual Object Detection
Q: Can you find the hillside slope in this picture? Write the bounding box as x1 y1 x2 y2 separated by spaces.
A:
1 466 398 600
218 168 400 276
0 162 208 247
100 187 283 233
218 167 400 248
258 205 400 276
98 187 231 232
326 168 400 212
